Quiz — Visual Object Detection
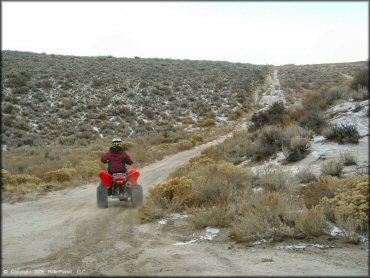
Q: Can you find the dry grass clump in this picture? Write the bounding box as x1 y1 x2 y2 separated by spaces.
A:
151 143 174 159
138 177 196 223
190 134 204 144
182 116 195 125
297 168 317 184
2 169 45 195
42 168 77 183
190 204 235 229
197 118 216 127
2 169 42 187
188 163 253 207
74 160 101 180
229 191 327 242
11 174 42 185
151 177 197 210
201 131 250 164
294 207 329 237
320 160 344 177
254 169 297 192
176 139 194 151
169 155 216 179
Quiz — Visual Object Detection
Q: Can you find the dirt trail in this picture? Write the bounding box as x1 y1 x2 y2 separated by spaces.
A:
255 69 287 111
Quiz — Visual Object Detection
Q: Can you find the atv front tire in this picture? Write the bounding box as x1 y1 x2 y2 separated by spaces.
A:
132 184 143 208
97 184 108 208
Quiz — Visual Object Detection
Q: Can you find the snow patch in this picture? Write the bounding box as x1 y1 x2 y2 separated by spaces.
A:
312 135 326 143
174 239 198 246
253 187 263 192
174 227 220 246
170 213 191 220
329 226 344 237
158 219 167 225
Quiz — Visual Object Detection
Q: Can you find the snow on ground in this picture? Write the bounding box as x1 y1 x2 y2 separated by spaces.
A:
326 99 368 137
244 98 369 177
173 227 220 246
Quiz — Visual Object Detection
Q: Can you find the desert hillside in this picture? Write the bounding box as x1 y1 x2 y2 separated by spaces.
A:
2 51 366 149
1 50 270 148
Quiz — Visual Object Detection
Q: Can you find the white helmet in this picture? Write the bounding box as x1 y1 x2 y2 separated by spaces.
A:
111 137 123 147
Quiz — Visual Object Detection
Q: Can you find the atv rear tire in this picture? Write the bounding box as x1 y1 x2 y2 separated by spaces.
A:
97 184 108 208
132 184 143 208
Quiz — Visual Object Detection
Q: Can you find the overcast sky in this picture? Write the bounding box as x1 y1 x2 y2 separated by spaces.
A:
2 1 368 65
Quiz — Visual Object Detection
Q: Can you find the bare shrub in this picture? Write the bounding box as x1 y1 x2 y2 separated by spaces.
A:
250 101 287 129
297 109 327 133
323 123 360 144
297 168 317 184
349 87 368 101
350 68 368 91
320 160 344 177
285 135 310 162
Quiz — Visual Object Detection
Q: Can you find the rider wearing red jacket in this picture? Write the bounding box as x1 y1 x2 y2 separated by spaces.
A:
101 138 133 174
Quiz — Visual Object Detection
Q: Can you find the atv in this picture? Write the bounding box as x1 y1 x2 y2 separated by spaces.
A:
97 169 143 208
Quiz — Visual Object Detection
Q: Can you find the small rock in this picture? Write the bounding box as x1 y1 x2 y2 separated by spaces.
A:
261 257 273 262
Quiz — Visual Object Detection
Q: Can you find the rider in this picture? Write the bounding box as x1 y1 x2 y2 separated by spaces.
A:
101 138 133 175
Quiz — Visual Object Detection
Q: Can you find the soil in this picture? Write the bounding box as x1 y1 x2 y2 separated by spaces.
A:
2 135 369 276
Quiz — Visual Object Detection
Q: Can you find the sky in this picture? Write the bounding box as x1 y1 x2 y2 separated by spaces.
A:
1 1 368 65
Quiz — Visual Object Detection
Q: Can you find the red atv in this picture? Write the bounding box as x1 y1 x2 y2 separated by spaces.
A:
97 169 143 208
